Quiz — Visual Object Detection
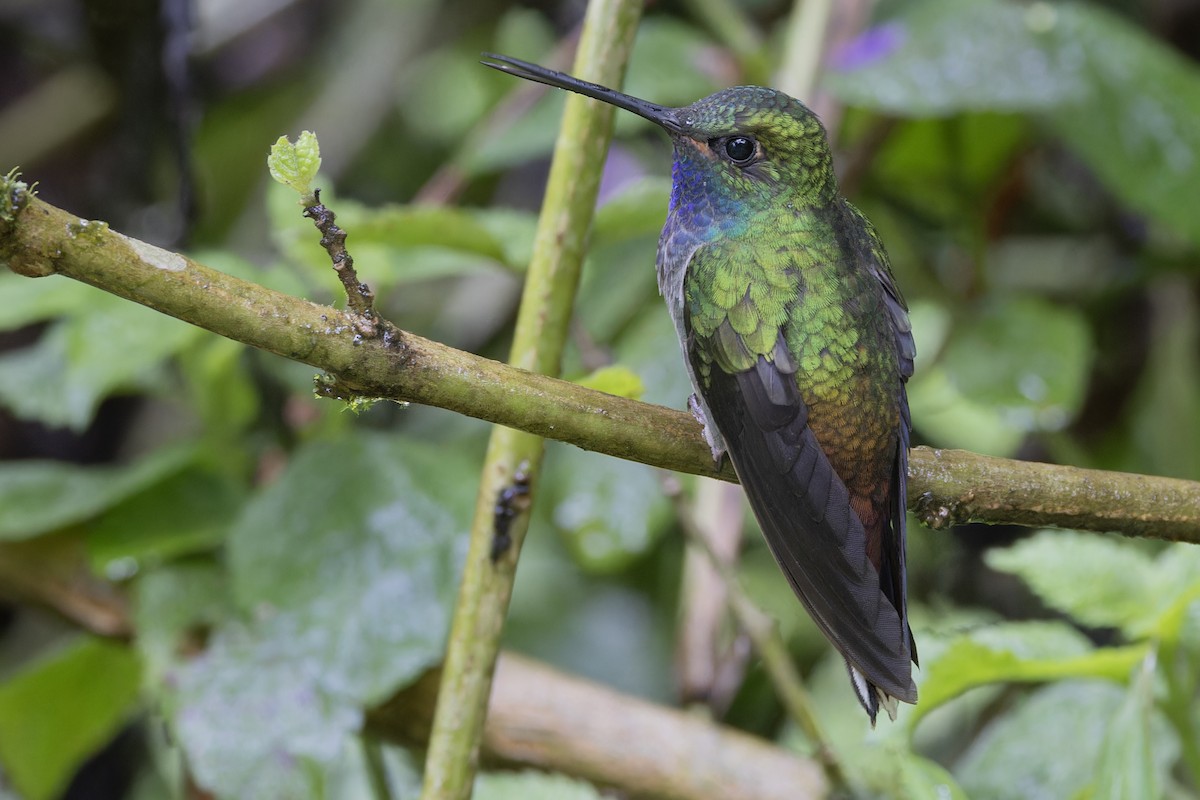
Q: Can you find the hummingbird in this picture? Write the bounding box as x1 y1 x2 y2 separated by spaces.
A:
482 54 917 723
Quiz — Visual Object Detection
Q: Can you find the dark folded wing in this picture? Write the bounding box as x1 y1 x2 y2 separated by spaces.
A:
845 200 918 666
695 338 916 702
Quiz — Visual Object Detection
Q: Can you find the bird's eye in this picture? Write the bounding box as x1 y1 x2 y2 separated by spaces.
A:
723 136 756 165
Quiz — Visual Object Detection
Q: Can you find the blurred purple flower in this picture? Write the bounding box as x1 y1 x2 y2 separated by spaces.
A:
828 23 906 72
598 146 649 205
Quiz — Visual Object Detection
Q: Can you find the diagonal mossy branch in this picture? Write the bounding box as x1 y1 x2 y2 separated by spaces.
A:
2 181 1199 543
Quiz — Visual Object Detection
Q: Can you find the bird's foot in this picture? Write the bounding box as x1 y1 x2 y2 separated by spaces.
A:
688 393 726 465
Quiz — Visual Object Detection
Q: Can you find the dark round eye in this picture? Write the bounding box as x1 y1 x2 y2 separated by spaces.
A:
723 136 756 164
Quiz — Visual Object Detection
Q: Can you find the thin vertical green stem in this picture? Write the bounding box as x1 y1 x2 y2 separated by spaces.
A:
362 735 395 800
418 2 644 798
668 483 847 786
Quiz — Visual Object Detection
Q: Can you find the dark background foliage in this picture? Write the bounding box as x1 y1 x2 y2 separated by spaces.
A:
1 0 1199 797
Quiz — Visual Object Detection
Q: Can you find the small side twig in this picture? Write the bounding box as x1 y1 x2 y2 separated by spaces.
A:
267 132 377 332
302 188 377 327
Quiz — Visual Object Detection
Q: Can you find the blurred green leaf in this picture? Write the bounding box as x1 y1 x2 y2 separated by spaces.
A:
473 208 537 269
828 0 1200 246
352 244 493 288
270 183 536 288
891 749 970 800
913 621 1147 728
869 114 1028 222
1126 283 1200 480
906 363 1026 456
0 338 86 430
1147 547 1200 643
942 296 1092 431
1092 654 1169 800
0 291 206 430
475 771 603 800
574 365 645 400
544 444 672 574
576 235 660 344
909 276 1093 460
967 619 1093 660
88 467 246 574
228 433 471 698
403 51 496 143
349 204 509 264
135 561 232 683
177 336 261 442
624 18 722 113
0 445 194 540
986 532 1200 644
0 638 141 800
573 178 666 345
492 7 556 63
985 531 1158 632
464 91 567 176
957 681 1176 800
170 433 472 798
0 272 95 331
825 0 1087 115
1043 5 1200 247
592 176 670 244
504 509 674 700
170 614 364 800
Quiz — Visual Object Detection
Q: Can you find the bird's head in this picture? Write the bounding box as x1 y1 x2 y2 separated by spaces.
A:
667 86 836 215
480 54 837 216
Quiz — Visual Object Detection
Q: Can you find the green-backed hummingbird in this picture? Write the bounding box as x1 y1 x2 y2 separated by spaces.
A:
481 54 917 723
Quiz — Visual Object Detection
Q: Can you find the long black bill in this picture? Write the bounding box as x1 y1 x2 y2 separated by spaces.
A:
480 53 681 133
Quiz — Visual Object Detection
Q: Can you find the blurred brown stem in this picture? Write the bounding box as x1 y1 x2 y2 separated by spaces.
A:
667 479 846 784
0 534 826 800
371 653 827 800
0 535 131 639
674 476 747 709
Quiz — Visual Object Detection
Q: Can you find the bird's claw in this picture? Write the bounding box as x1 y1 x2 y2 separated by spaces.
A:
688 393 727 465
